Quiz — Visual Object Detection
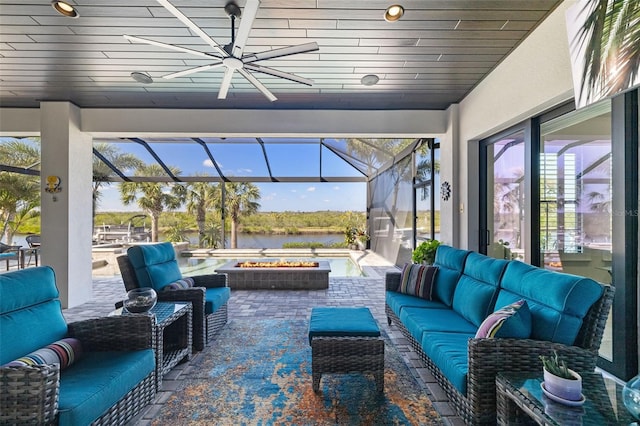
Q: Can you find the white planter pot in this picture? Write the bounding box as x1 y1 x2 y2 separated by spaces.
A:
543 368 582 401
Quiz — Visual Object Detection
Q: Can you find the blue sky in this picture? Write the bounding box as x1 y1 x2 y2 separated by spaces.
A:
98 181 366 212
95 138 368 212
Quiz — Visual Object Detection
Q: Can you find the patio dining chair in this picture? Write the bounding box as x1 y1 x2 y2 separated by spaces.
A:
24 234 41 267
0 242 19 271
117 242 230 351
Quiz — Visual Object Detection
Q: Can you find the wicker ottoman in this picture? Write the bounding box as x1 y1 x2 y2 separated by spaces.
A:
308 307 384 393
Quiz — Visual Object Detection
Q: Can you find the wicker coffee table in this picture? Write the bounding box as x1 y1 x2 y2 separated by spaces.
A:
308 306 384 393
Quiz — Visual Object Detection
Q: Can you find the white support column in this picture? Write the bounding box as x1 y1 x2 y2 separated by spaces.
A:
40 102 93 308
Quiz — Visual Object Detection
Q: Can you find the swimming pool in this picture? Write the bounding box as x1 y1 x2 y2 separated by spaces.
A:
178 257 364 277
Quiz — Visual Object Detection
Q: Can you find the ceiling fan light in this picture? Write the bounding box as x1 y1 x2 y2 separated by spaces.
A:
131 72 154 84
51 1 79 18
384 4 404 22
361 74 380 86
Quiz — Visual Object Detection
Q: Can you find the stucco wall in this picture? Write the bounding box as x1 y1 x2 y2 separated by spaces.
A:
452 0 577 249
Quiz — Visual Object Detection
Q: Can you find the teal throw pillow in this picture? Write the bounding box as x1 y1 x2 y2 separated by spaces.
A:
475 299 531 339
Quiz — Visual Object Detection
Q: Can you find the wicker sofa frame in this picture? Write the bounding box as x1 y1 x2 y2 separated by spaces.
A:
117 254 228 351
385 273 615 425
0 315 156 425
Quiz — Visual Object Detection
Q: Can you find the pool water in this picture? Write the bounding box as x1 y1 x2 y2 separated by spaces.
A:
178 257 364 277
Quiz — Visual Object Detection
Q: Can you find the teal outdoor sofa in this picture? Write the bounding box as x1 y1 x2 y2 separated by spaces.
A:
385 245 614 425
117 242 230 351
0 266 156 425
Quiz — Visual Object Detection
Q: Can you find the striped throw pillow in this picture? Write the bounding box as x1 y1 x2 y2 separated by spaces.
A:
162 277 196 291
475 299 531 339
398 263 438 300
3 338 83 370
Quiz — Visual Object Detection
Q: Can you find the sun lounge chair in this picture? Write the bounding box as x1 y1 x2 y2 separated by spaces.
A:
0 242 19 271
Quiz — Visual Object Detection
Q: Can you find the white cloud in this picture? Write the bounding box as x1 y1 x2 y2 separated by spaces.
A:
324 199 330 203
333 186 340 190
203 159 214 168
238 168 253 173
291 189 297 193
307 186 316 192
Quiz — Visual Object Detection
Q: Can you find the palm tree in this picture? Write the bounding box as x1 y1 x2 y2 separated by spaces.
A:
224 182 260 249
574 0 640 104
92 143 142 216
119 164 186 242
185 179 220 248
0 138 40 243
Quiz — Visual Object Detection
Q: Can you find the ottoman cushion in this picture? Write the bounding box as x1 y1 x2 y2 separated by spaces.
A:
308 307 380 344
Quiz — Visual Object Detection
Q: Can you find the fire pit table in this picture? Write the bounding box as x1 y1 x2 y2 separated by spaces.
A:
215 260 330 290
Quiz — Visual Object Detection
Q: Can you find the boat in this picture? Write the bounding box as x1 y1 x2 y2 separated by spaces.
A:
93 214 151 244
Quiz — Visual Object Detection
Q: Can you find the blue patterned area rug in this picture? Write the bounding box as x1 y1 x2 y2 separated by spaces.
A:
152 319 442 425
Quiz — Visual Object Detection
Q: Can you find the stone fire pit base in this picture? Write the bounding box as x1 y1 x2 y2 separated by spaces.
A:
215 261 331 290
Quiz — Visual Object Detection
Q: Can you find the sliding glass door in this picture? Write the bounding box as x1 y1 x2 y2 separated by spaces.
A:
539 102 613 360
480 129 526 261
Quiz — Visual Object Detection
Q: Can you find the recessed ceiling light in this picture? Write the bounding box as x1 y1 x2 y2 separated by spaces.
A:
361 74 380 86
51 1 79 18
131 72 154 84
384 4 404 22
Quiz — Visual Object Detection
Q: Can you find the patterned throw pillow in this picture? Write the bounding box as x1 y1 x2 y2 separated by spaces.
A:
3 338 83 370
475 299 532 339
162 277 196 291
397 263 438 300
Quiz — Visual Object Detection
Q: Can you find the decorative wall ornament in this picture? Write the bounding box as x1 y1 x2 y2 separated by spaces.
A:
45 176 62 193
441 181 451 201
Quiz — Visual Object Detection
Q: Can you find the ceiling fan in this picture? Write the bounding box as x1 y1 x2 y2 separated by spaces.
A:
123 0 319 102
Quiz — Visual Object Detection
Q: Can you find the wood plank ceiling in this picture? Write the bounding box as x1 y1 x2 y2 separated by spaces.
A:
0 0 561 110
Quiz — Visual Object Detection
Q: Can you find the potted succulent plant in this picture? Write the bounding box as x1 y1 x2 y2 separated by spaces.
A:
539 351 582 402
412 239 441 265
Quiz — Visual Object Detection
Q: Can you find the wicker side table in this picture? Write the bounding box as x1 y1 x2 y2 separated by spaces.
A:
308 307 384 393
111 302 192 390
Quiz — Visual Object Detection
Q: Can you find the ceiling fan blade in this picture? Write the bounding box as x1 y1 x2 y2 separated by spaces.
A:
218 68 235 99
244 64 313 86
123 35 220 59
238 68 277 102
231 0 260 59
155 0 227 57
243 42 319 63
162 63 224 79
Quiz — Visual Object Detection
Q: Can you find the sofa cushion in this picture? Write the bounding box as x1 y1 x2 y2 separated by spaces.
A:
432 245 471 306
497 261 605 345
421 331 472 394
4 338 83 370
127 243 183 292
58 349 155 426
386 291 448 318
205 286 231 314
398 263 438 300
452 253 508 327
162 277 195 291
400 307 478 342
475 300 531 339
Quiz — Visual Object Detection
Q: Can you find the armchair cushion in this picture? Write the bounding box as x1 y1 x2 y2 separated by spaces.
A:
475 299 531 339
127 242 182 292
205 287 231 315
398 263 438 299
432 245 471 306
4 338 83 370
421 331 472 394
386 291 448 317
58 350 155 426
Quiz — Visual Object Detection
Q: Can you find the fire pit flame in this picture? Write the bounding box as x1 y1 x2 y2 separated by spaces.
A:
236 260 319 268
